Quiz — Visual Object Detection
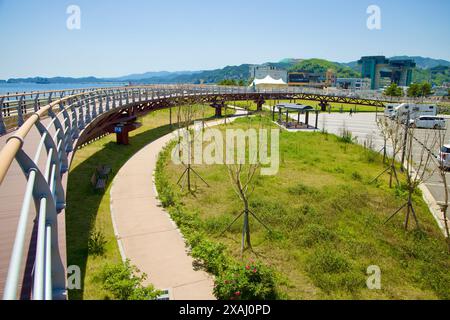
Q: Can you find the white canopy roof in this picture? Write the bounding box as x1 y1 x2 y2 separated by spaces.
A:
251 75 287 86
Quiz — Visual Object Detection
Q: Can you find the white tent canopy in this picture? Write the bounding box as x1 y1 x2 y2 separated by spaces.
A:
251 75 287 87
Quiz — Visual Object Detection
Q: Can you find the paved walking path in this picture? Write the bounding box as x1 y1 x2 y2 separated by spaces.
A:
110 108 246 300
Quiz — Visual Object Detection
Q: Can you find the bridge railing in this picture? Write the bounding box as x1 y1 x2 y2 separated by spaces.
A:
0 87 151 300
3 84 440 135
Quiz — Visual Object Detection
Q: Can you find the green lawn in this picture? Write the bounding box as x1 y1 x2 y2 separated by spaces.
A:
65 105 218 300
157 113 450 300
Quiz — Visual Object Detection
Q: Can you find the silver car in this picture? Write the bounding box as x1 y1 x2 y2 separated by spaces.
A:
439 145 450 169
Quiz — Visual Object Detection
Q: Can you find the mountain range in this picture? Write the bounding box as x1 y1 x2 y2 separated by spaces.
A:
4 56 450 86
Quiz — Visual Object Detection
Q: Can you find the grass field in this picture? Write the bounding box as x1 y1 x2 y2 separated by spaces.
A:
65 105 218 300
157 113 450 299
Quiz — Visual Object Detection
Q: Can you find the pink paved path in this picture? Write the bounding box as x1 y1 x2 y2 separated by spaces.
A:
110 109 246 300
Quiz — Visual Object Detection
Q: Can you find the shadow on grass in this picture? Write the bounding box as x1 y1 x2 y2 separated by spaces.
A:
65 123 175 300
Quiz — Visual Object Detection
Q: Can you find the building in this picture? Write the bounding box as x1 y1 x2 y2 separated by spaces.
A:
288 71 324 87
325 69 337 87
336 78 371 90
249 65 288 83
358 56 416 90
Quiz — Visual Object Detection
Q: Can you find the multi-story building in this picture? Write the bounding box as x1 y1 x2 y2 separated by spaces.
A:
358 56 416 90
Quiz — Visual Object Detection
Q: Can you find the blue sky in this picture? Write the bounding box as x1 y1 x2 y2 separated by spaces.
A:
0 0 449 78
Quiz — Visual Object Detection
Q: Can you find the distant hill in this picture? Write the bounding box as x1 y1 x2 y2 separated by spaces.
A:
6 76 111 84
6 56 450 86
390 56 450 69
109 70 200 82
290 59 359 78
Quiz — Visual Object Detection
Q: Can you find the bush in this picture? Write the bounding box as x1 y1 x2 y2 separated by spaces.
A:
98 260 162 300
88 229 107 256
214 261 278 300
191 240 229 275
351 171 362 181
307 248 350 274
305 247 365 293
338 129 356 144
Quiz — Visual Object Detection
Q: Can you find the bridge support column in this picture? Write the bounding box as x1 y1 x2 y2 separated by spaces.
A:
256 96 265 111
319 100 328 112
212 101 224 117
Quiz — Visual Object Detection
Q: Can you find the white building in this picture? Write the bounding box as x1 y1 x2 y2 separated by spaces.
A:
336 78 371 90
250 65 288 83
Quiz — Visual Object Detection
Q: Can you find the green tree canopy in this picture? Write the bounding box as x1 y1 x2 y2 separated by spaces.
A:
217 79 246 86
384 83 403 97
407 82 433 97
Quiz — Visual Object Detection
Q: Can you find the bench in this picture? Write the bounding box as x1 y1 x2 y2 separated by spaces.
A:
97 165 112 179
91 172 106 192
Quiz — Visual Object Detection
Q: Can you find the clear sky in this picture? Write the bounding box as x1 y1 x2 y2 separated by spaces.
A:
0 0 449 79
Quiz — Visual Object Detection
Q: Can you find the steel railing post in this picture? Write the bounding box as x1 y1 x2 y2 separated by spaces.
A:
0 97 6 135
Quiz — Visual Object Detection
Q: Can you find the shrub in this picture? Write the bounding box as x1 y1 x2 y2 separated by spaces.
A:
88 229 107 256
351 171 362 181
98 260 162 300
191 240 229 275
338 129 356 144
307 248 350 274
214 261 278 300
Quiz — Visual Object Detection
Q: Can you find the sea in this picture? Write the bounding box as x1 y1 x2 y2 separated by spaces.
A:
0 82 128 95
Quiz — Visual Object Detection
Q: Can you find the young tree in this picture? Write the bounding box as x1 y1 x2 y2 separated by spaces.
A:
407 83 420 97
175 102 209 193
434 129 450 252
385 124 438 230
221 120 271 255
384 83 403 97
372 116 403 188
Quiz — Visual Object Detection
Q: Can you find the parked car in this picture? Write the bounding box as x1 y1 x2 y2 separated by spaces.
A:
409 116 446 129
439 145 450 169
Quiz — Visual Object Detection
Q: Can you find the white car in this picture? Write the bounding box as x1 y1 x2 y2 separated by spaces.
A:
409 116 446 129
439 145 450 169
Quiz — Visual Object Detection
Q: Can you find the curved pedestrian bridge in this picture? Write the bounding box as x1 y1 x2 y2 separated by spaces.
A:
0 84 393 300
